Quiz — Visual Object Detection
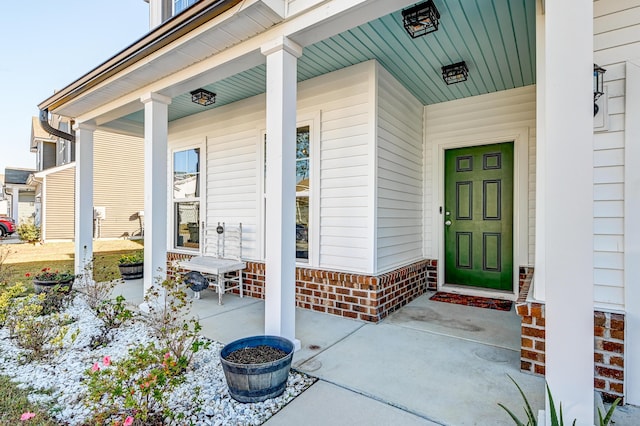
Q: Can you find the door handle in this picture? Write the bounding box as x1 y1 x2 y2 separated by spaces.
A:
445 220 452 226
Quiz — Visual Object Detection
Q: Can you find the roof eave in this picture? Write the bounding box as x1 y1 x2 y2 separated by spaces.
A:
38 0 243 113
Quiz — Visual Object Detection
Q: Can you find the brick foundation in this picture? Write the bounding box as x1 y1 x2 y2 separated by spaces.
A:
168 253 436 323
515 267 625 403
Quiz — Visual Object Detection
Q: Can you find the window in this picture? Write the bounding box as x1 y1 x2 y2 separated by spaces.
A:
174 0 199 15
264 126 311 262
295 127 310 261
173 148 200 250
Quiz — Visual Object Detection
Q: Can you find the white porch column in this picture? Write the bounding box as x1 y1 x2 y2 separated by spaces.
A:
624 59 640 405
9 187 19 222
261 36 302 349
73 122 96 276
141 93 171 296
544 1 594 424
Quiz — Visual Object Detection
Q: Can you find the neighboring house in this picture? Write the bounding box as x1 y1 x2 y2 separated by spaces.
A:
26 117 145 241
35 0 640 420
2 168 36 224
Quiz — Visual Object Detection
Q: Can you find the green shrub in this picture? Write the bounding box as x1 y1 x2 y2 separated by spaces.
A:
84 343 190 424
144 270 209 369
16 220 40 244
0 283 27 326
4 293 77 361
90 295 134 349
0 247 15 285
118 251 143 265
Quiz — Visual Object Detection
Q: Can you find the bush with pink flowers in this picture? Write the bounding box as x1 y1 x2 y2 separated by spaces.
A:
85 343 193 424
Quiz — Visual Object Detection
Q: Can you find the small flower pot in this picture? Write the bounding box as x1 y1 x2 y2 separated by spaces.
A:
118 262 144 280
220 335 294 403
33 278 74 294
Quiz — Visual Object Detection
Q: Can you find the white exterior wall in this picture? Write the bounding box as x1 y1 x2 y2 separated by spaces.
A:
302 63 372 273
169 97 264 260
376 64 424 273
424 86 537 265
593 0 640 310
169 61 374 273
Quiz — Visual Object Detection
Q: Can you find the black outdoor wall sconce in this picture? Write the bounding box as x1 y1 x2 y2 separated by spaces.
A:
593 64 606 116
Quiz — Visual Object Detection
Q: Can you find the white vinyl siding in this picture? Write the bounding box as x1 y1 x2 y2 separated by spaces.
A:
93 131 145 239
376 64 424 273
593 0 640 309
169 61 375 272
170 99 263 260
301 63 372 273
44 167 75 240
425 85 537 265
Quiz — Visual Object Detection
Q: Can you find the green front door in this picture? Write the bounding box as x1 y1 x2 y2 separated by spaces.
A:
444 142 513 291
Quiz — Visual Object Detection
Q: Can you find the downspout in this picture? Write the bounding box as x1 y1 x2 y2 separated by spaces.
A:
39 109 75 143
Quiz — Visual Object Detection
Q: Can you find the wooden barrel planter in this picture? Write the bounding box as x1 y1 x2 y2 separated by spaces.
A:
220 335 294 403
33 278 74 294
118 262 143 280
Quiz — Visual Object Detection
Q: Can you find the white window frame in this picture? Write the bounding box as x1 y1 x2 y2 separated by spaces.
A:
171 143 205 254
259 113 320 266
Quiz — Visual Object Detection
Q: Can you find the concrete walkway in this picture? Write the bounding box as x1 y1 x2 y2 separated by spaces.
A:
113 280 638 425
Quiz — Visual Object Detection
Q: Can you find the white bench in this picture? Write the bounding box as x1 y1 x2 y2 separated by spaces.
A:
178 223 246 304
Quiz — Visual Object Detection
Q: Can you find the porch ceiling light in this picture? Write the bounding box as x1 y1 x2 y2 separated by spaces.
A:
402 0 441 38
441 61 469 85
594 64 606 116
190 88 216 106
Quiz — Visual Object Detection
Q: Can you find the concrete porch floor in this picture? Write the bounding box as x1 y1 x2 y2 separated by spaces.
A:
112 280 638 425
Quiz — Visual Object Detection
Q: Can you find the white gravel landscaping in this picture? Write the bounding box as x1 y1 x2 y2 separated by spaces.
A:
0 295 315 425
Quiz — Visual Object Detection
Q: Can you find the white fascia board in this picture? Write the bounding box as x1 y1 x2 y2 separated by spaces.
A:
260 0 285 18
34 162 76 178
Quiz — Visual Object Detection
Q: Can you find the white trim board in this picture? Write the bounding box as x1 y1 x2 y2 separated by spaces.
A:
624 58 640 406
431 127 530 301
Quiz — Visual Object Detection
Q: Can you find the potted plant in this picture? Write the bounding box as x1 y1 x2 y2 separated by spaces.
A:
27 268 75 294
118 251 144 280
219 335 294 403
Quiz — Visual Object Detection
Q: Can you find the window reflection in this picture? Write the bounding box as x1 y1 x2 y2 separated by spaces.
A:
174 0 199 15
175 202 200 249
296 127 310 261
173 148 200 250
173 149 200 199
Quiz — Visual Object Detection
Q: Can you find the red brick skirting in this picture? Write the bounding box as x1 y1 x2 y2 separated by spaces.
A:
168 253 436 323
515 267 625 403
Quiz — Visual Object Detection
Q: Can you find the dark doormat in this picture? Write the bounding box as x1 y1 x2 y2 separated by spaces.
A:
429 292 513 311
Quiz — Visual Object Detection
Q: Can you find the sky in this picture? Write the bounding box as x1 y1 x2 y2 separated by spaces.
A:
0 0 150 174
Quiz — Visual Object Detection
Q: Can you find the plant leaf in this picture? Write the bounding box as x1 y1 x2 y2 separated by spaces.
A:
598 397 621 426
498 403 528 426
504 375 537 425
547 383 560 426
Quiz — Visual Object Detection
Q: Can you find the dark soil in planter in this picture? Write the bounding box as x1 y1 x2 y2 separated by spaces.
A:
225 345 287 364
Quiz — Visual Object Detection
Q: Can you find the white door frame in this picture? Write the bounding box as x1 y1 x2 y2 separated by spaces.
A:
431 127 530 300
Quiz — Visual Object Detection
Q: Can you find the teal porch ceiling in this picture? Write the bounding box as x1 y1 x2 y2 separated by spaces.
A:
123 0 535 124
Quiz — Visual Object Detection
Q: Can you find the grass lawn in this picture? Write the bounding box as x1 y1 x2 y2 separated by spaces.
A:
5 251 140 284
1 240 144 287
0 376 59 425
